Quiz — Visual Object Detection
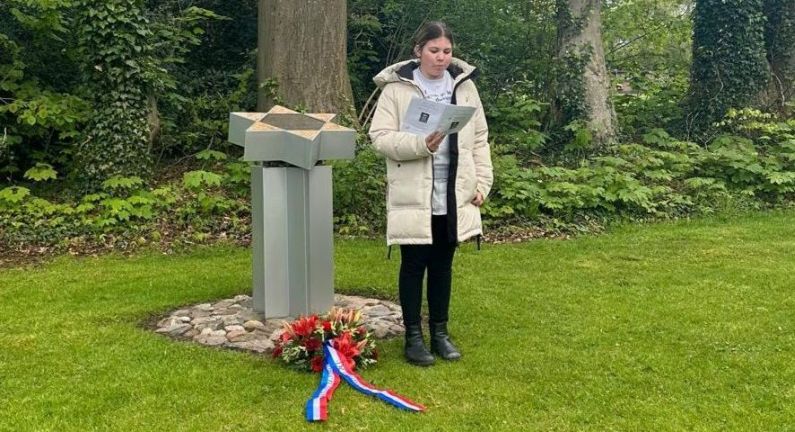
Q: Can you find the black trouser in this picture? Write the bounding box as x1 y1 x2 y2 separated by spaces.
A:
399 215 457 327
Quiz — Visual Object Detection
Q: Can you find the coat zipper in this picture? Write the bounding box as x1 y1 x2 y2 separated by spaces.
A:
447 74 473 243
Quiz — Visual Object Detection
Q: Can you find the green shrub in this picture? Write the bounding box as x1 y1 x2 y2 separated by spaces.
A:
4 110 795 252
0 151 249 251
484 117 795 228
332 134 386 235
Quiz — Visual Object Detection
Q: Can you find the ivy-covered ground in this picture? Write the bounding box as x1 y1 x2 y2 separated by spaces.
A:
1 211 793 431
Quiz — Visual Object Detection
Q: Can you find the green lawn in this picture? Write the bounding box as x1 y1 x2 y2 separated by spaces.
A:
1 211 794 431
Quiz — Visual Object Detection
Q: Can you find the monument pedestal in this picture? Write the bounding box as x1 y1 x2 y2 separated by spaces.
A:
251 165 334 317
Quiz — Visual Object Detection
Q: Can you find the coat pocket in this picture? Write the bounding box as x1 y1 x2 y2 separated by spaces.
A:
386 159 427 208
388 179 425 207
455 151 478 205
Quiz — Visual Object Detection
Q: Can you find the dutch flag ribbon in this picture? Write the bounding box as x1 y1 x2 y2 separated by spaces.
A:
305 342 426 422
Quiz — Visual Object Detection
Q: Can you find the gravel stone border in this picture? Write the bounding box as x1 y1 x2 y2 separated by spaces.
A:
154 294 405 354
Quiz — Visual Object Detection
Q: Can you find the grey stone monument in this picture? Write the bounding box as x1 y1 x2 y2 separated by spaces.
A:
228 106 355 318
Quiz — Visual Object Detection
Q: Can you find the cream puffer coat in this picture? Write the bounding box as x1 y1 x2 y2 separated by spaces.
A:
369 58 493 245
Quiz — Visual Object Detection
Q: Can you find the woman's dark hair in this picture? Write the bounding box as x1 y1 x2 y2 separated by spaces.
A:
413 21 454 53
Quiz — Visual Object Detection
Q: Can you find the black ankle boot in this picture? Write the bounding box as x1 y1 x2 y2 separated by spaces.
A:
404 324 435 366
429 322 461 361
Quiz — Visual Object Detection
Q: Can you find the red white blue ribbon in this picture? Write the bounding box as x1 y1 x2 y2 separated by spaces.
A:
305 362 341 422
305 343 425 422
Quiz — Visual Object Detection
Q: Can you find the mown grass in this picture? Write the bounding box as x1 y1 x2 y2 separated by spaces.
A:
1 211 794 431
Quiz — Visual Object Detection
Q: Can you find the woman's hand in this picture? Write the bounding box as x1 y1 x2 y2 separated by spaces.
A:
425 131 444 152
471 191 484 207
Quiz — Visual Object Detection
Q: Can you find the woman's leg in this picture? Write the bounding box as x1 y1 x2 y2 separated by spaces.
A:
427 216 457 323
426 246 456 323
426 215 461 360
399 245 430 326
399 244 435 366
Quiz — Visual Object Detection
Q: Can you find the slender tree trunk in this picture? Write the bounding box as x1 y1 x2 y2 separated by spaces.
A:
256 0 354 116
147 93 160 152
554 0 617 147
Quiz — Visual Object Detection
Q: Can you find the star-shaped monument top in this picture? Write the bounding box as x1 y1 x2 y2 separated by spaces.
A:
228 106 355 170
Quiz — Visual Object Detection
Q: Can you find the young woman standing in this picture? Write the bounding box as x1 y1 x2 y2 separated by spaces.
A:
369 21 493 366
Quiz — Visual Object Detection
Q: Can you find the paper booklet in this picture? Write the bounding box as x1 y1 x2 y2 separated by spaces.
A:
400 97 476 136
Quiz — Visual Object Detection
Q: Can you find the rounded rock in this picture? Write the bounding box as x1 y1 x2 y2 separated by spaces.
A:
243 320 266 331
225 325 245 333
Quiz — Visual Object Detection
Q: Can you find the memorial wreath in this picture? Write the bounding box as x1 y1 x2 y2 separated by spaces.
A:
273 307 425 422
272 307 378 372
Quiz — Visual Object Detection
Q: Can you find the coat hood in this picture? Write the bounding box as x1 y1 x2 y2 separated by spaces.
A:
372 57 479 89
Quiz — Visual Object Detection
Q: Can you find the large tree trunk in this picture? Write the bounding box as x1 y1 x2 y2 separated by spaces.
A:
687 0 769 137
554 0 617 148
256 0 354 116
759 0 795 115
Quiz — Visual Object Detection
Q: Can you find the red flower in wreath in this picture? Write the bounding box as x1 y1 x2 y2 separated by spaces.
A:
332 331 360 369
310 355 324 373
292 315 318 338
303 336 322 353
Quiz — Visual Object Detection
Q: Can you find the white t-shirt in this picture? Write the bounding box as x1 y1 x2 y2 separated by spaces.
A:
413 68 454 215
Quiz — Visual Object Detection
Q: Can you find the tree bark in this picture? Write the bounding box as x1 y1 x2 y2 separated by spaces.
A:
687 0 770 137
555 0 617 147
759 0 795 115
147 93 160 152
256 0 355 116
